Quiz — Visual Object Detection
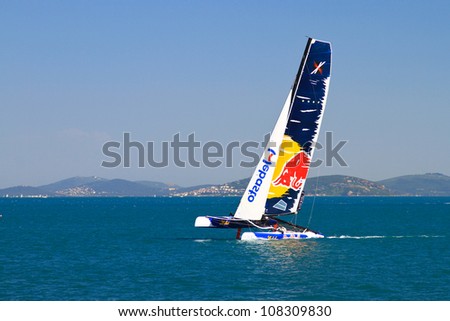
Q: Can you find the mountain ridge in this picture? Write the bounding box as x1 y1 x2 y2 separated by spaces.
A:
1 173 449 197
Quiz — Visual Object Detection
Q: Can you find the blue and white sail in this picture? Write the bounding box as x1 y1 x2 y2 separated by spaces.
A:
235 38 332 220
195 38 332 239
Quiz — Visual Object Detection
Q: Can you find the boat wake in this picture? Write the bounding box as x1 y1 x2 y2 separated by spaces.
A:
327 235 445 239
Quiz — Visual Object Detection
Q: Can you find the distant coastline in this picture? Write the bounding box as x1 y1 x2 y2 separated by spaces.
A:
1 173 449 198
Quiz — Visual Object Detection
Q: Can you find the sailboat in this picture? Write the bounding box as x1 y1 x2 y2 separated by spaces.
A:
195 38 331 240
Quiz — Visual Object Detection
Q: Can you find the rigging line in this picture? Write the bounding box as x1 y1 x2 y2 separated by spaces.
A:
307 167 321 228
293 205 298 226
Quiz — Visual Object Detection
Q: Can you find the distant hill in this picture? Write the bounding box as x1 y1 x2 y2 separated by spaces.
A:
167 174 450 197
304 175 392 196
1 173 449 197
378 173 450 196
177 175 393 197
227 178 251 190
0 177 177 197
171 178 250 197
82 179 172 196
39 176 106 194
135 180 178 189
172 183 240 197
0 185 49 197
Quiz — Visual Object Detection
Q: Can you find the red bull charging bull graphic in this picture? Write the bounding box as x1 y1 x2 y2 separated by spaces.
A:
273 150 311 191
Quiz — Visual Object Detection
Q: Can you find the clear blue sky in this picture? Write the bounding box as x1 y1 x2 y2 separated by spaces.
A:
1 0 449 188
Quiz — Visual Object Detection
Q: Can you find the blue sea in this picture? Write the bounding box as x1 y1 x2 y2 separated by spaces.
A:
0 196 449 301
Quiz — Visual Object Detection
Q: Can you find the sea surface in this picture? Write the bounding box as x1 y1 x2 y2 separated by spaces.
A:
0 196 449 301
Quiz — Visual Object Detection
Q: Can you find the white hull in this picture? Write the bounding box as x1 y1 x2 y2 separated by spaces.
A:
241 230 324 240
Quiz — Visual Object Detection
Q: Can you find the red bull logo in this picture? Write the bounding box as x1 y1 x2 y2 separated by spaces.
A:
272 151 311 190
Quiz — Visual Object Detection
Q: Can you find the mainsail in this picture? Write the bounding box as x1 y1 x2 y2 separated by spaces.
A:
234 38 332 220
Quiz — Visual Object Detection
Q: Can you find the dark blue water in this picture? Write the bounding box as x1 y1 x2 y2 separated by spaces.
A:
0 197 448 300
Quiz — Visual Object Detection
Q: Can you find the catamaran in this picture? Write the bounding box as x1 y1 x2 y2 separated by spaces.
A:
195 38 331 240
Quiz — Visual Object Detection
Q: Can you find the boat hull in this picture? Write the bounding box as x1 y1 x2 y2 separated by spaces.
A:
241 231 324 240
